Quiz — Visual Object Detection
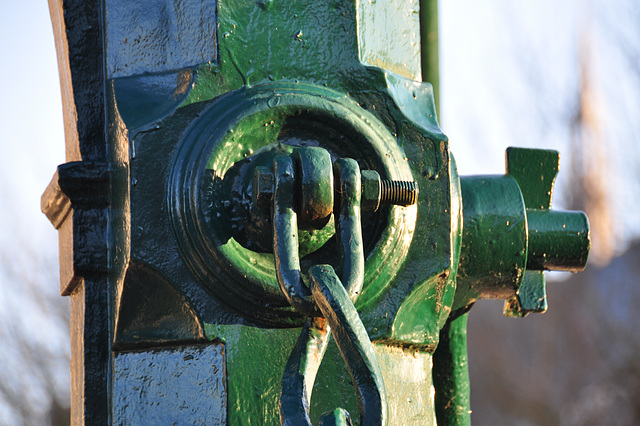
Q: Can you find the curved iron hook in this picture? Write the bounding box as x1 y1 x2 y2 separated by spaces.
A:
309 264 387 426
272 155 317 315
276 155 384 425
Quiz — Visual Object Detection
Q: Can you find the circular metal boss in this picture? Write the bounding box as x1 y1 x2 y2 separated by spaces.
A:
168 82 415 326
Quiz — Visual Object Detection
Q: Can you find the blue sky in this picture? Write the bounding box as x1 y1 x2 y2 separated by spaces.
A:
0 0 63 261
0 2 68 422
441 0 640 254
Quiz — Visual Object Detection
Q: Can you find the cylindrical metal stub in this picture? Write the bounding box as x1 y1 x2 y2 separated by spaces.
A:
456 175 528 303
526 209 590 272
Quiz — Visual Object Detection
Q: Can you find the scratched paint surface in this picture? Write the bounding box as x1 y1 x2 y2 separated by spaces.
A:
105 0 217 78
357 0 422 80
112 344 226 424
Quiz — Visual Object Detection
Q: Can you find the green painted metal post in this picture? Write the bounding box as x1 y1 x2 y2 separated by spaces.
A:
433 312 472 425
42 1 590 424
421 0 440 113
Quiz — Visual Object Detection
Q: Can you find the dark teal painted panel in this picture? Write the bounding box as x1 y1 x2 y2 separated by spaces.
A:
106 0 218 78
113 344 226 424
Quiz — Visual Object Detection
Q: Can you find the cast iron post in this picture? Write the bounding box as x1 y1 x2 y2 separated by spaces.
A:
42 1 589 424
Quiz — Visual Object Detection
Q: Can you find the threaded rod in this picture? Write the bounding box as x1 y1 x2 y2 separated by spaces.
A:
380 180 418 206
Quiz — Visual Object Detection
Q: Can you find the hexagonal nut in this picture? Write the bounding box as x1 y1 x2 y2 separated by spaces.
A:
360 169 381 211
252 166 274 209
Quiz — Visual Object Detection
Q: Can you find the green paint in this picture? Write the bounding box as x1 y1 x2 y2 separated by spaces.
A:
318 408 352 426
205 324 300 425
420 0 440 113
455 157 590 311
280 318 332 424
48 0 594 422
357 0 422 81
374 345 437 425
526 209 590 271
444 145 592 416
311 340 361 424
310 265 387 425
455 175 528 310
433 313 471 426
506 147 559 210
504 270 547 316
168 81 424 325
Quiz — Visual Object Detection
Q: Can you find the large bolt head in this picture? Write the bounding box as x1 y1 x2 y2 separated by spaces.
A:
360 170 382 211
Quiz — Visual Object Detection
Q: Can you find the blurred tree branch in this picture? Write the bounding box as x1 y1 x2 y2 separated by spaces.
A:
0 247 70 425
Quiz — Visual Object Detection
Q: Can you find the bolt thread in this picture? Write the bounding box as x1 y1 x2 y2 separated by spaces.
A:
380 180 418 206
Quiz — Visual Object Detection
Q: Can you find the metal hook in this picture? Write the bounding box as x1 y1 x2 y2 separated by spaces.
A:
274 153 386 425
